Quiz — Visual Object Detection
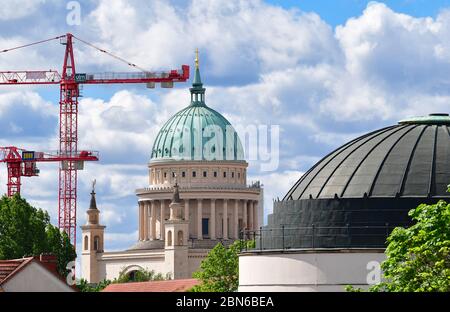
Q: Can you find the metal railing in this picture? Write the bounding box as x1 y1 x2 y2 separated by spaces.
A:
239 224 403 252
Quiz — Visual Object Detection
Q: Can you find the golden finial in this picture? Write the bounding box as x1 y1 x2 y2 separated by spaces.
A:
195 48 199 69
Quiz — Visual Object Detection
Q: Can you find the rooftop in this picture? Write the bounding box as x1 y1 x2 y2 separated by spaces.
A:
102 278 200 292
0 258 33 284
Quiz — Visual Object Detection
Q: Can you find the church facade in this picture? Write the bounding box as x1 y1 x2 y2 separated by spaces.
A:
81 58 263 283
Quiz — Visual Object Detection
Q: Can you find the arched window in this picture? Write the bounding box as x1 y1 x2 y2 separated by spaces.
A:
84 235 89 250
167 230 173 246
177 230 183 245
94 236 100 251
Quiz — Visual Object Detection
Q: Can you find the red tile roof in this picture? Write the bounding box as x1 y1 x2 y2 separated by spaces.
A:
102 279 200 292
0 257 34 284
0 256 77 291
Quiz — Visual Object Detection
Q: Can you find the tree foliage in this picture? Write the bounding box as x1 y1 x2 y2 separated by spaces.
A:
369 197 450 292
77 268 171 292
77 278 111 292
113 267 169 283
0 194 76 276
191 240 255 292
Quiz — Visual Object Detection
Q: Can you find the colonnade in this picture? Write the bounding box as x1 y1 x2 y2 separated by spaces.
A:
138 199 259 241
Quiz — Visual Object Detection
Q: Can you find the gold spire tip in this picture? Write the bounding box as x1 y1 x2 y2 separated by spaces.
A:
195 48 199 69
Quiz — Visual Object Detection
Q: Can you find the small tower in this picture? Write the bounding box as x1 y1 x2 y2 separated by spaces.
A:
164 181 189 279
81 180 106 283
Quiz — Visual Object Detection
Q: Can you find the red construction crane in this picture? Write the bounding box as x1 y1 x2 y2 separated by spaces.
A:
0 146 99 197
0 33 189 247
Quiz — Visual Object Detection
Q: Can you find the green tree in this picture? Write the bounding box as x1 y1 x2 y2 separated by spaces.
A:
45 224 77 276
77 268 170 292
369 196 450 292
0 194 76 277
113 267 169 283
191 240 255 292
77 278 111 292
347 185 450 292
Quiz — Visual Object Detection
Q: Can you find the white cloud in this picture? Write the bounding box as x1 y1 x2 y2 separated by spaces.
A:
81 0 340 75
78 90 159 159
0 0 46 21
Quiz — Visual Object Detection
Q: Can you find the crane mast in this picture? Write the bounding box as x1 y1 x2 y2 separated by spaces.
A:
59 33 79 244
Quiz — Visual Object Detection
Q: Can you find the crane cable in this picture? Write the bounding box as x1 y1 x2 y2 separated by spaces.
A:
0 35 66 53
73 35 149 73
0 34 150 73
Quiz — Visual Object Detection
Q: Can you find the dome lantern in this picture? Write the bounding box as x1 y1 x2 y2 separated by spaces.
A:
190 48 206 106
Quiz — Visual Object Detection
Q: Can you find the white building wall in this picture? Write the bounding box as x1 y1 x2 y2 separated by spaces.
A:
3 262 75 292
93 249 209 281
188 250 209 274
239 249 386 292
98 251 167 280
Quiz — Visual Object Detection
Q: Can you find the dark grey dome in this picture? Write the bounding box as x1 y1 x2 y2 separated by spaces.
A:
259 114 450 250
285 114 450 201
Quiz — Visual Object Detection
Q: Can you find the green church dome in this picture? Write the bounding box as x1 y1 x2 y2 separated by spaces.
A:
150 61 244 162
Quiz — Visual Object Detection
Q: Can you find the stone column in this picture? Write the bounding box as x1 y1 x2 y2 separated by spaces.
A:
253 201 258 230
223 199 228 239
143 201 149 241
197 199 203 240
138 201 143 241
234 199 239 239
184 199 189 221
160 200 165 240
210 199 216 239
249 200 254 230
243 200 248 230
150 201 156 240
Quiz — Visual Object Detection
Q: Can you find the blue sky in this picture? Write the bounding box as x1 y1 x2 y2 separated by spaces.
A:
269 0 450 26
2 0 450 274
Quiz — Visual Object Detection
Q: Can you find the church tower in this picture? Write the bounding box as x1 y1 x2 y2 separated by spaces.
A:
164 181 190 279
81 181 106 283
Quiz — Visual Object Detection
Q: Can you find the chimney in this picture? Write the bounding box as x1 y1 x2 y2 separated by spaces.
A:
38 253 58 273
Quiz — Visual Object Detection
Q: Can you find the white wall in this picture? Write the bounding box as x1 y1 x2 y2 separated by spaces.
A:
3 261 75 292
99 251 167 280
239 250 386 292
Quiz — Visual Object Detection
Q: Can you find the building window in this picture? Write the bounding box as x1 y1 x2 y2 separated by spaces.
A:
84 235 88 250
172 172 176 178
202 218 209 237
214 171 217 178
167 231 173 246
164 172 167 178
177 230 184 245
182 171 186 178
94 236 100 251
232 172 234 178
203 171 207 178
192 171 196 178
238 219 244 236
223 172 227 178
238 172 241 179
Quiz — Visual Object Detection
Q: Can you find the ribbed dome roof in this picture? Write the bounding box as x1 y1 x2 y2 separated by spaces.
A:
151 66 244 161
285 114 450 200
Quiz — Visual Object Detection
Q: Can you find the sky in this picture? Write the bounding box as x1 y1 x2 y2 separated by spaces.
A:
1 0 450 275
